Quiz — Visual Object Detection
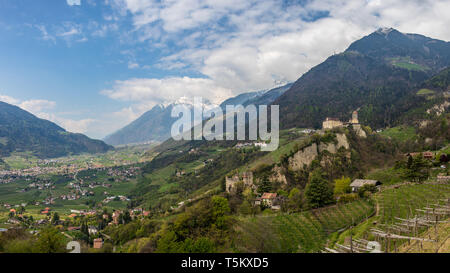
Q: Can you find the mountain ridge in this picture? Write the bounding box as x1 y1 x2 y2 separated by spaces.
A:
0 101 112 158
274 28 450 130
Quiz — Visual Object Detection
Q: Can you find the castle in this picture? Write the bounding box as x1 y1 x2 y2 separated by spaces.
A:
225 172 254 193
322 110 366 137
322 110 359 129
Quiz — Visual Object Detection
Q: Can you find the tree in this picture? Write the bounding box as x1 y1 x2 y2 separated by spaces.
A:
34 227 67 253
334 176 351 196
122 211 132 224
238 200 252 215
156 230 182 253
405 153 430 182
51 212 60 225
287 188 305 212
211 196 230 229
305 170 334 209
257 175 272 194
182 237 215 253
358 184 377 198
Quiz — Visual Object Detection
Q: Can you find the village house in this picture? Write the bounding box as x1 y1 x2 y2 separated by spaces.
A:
261 193 278 207
405 151 434 160
112 211 121 225
68 226 80 231
88 226 98 235
93 238 103 249
350 179 382 192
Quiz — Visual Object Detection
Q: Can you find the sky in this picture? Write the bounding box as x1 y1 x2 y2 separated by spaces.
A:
0 0 449 139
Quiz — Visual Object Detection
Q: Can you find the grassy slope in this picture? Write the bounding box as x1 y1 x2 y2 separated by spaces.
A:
379 126 417 142
233 199 374 253
333 182 450 247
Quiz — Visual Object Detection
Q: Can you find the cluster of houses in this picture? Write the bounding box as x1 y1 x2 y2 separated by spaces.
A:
40 207 52 215
102 195 130 204
106 166 140 181
225 169 384 210
405 151 434 160
235 142 268 149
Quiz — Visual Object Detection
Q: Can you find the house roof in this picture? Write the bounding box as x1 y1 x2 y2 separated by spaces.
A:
350 179 381 188
261 193 277 199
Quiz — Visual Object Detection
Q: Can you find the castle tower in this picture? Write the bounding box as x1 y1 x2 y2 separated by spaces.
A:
350 111 359 124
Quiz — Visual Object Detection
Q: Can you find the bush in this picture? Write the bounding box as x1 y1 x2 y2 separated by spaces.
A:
357 184 377 198
338 193 359 204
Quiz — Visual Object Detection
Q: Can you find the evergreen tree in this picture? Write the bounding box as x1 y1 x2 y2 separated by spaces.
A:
305 170 334 208
257 175 272 194
51 212 60 225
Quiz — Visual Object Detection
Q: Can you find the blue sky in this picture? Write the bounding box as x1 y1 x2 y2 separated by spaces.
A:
0 0 449 139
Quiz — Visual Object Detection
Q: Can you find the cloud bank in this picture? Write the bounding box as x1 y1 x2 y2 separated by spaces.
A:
102 0 450 123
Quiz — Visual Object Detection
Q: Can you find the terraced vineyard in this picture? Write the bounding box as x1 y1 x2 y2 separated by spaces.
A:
379 183 450 224
233 200 375 253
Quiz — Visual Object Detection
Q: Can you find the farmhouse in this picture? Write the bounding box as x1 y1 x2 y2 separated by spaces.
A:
350 179 381 192
261 193 278 207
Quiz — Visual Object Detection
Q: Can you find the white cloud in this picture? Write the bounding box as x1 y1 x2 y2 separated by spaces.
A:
67 0 81 6
19 100 56 113
128 62 139 69
58 28 80 37
0 94 20 105
101 77 233 107
37 112 95 134
106 0 450 98
35 25 56 44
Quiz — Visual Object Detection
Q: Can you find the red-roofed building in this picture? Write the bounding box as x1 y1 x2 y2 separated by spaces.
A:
423 151 434 159
261 193 277 207
68 226 80 231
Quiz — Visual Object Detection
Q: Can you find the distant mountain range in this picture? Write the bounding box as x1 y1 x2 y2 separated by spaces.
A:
0 101 112 158
104 83 292 146
274 28 450 129
3 28 448 156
